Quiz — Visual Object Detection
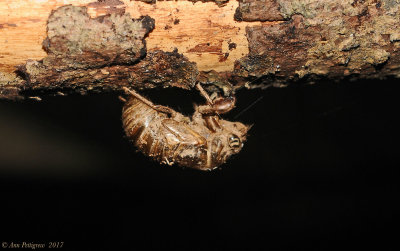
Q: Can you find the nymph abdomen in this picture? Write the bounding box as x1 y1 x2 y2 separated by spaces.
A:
122 96 208 168
122 97 169 161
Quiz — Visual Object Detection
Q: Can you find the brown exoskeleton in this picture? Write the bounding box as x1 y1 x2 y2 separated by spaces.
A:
121 84 250 171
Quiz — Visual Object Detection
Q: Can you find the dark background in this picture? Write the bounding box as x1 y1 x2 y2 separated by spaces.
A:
0 79 397 250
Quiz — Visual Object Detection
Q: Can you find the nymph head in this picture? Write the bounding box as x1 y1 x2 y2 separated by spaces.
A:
205 120 251 170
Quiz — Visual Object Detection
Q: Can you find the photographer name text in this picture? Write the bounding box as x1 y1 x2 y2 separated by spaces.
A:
2 242 64 249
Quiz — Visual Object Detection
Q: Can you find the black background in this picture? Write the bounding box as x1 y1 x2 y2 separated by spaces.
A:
0 79 397 250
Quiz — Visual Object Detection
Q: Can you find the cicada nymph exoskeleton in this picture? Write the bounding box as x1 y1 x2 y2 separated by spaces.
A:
121 84 250 171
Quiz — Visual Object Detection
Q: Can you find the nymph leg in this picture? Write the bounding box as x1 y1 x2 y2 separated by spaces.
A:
122 87 177 116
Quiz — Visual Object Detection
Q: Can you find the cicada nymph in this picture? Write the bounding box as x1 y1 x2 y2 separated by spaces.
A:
121 84 250 171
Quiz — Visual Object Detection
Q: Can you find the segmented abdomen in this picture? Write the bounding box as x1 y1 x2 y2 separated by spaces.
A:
122 97 169 162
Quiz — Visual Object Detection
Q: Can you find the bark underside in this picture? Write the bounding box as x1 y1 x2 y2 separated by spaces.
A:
1 0 400 100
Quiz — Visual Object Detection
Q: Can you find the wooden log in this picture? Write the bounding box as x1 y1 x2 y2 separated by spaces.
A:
1 0 400 100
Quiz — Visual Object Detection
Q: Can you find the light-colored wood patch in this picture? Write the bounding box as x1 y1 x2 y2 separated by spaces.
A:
122 1 253 72
0 0 92 73
0 0 267 73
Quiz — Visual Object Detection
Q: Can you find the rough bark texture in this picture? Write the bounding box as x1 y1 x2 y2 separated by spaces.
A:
0 73 24 100
234 0 400 86
1 0 400 100
234 0 284 21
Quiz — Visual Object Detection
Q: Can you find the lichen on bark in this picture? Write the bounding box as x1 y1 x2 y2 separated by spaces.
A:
40 5 153 70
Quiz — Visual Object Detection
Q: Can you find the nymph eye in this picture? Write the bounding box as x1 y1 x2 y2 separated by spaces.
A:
228 135 241 149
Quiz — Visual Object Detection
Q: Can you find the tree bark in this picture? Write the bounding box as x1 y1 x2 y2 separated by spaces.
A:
1 0 400 100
